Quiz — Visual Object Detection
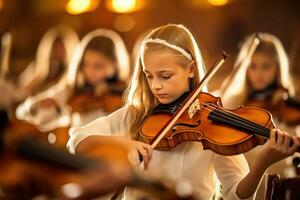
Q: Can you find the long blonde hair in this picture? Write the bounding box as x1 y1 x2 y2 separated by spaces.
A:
220 33 295 109
124 24 207 139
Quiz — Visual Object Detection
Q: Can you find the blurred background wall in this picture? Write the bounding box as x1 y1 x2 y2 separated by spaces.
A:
0 0 299 90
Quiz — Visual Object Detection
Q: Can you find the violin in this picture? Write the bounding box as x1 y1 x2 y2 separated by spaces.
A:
0 136 133 199
0 120 196 200
139 52 300 155
4 119 70 149
245 86 300 126
68 81 126 114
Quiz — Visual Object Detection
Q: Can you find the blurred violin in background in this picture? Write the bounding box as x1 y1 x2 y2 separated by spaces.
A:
18 79 127 149
68 80 126 114
0 113 196 200
245 85 300 126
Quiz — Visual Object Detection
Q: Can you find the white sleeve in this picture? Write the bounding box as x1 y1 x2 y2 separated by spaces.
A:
214 154 256 200
15 83 69 122
210 89 221 96
67 106 130 154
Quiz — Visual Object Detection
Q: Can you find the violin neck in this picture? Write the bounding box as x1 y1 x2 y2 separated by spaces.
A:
16 136 101 171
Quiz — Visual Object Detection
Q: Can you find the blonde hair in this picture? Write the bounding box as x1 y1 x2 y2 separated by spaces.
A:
0 32 12 80
124 24 207 139
220 33 295 109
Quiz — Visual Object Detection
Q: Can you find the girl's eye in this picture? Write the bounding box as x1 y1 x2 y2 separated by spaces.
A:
262 63 271 70
93 63 104 70
249 63 256 70
145 75 153 79
161 75 171 80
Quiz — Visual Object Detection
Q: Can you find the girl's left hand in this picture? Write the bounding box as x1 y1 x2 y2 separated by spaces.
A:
259 129 300 166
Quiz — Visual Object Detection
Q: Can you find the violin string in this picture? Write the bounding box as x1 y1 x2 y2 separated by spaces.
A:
181 100 271 138
183 100 253 129
206 103 270 133
207 108 270 138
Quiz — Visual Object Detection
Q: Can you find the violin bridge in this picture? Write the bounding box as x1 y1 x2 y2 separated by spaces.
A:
188 99 200 119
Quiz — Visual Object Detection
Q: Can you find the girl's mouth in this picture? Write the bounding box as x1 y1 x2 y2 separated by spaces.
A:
156 94 167 98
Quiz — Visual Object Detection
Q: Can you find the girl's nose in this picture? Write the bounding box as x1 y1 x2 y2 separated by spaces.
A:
151 78 162 90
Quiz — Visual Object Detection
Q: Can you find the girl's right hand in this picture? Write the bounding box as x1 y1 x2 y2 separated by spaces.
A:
129 140 153 170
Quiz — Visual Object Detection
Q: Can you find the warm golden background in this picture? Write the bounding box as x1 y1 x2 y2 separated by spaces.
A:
1 0 300 90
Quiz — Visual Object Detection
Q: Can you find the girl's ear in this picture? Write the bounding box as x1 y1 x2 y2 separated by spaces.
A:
188 60 196 78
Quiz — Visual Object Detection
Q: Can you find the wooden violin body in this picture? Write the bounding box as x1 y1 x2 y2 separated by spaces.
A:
140 92 275 155
68 81 126 114
0 134 131 200
4 120 70 149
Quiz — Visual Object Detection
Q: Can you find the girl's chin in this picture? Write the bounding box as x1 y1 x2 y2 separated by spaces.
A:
157 98 173 105
253 84 269 91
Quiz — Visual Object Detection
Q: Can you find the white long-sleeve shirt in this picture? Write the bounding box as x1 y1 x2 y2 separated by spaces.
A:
67 105 255 200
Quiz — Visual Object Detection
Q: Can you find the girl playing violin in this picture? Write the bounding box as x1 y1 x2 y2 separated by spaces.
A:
16 29 130 130
219 33 300 198
65 29 130 126
67 24 299 200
